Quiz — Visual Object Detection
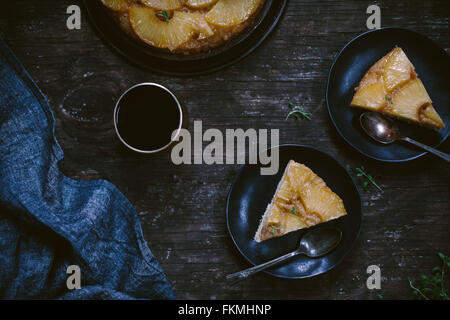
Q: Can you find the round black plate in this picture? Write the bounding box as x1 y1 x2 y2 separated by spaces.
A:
327 27 450 162
82 0 287 76
226 145 361 279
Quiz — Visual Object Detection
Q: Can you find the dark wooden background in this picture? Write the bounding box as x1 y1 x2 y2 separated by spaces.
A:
1 0 449 299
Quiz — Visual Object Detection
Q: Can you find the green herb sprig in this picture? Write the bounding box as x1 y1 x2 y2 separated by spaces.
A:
286 103 312 121
356 166 382 191
408 253 450 300
270 225 283 235
385 95 394 105
157 10 170 23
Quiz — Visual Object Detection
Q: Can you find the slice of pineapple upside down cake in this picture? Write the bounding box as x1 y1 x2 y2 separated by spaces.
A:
350 47 445 130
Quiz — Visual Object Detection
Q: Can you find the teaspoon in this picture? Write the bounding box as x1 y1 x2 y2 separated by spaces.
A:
360 112 450 162
226 227 342 285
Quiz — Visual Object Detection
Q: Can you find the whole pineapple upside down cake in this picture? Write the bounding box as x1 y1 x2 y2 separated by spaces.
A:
100 0 266 53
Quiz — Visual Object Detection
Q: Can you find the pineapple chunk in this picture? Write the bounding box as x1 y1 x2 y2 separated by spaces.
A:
186 0 219 9
267 205 283 225
421 105 444 128
129 6 196 51
186 12 215 39
275 179 293 202
391 78 431 117
139 0 182 10
383 47 414 92
205 0 263 27
287 162 312 191
351 82 386 111
101 0 129 12
391 79 444 128
299 184 345 223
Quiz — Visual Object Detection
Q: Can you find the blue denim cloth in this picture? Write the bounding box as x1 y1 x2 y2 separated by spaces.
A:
0 37 174 299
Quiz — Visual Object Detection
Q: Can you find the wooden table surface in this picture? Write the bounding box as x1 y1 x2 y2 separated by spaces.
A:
1 0 449 299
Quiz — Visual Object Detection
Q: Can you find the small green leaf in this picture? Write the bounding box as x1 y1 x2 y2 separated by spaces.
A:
409 252 449 300
355 166 382 191
432 267 441 273
285 104 312 121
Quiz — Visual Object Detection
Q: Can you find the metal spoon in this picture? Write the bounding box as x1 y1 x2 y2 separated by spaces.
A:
360 112 450 162
226 227 342 285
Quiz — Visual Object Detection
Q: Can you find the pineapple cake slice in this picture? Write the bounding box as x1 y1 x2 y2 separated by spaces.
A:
254 160 347 242
205 0 263 27
139 0 182 10
101 0 130 12
186 0 219 9
129 6 200 51
351 47 445 129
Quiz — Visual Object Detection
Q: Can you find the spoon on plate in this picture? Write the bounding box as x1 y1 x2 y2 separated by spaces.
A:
360 112 450 162
226 227 342 285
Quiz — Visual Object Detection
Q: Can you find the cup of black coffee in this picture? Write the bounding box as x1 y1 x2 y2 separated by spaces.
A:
114 83 183 154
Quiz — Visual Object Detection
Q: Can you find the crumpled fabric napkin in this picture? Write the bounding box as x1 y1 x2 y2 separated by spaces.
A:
0 36 174 299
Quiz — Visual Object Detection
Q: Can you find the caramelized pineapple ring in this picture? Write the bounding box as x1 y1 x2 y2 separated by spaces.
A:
129 6 199 51
205 0 263 27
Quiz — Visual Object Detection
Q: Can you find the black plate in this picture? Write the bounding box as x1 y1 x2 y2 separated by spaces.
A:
82 0 287 76
226 145 361 279
327 27 450 162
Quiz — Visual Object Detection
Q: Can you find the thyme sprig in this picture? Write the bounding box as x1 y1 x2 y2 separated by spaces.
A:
270 225 283 235
157 10 170 23
408 253 450 300
356 166 382 191
385 95 394 105
286 103 312 121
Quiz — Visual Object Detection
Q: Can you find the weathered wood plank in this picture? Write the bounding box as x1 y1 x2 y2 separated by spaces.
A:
0 0 449 299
